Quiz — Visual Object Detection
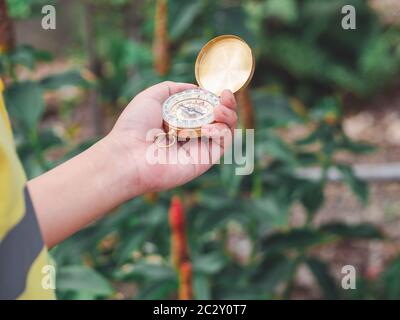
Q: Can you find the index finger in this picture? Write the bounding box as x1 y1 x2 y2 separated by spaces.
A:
138 81 198 104
220 89 237 110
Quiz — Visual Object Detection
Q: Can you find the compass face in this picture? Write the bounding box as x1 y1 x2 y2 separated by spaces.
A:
162 88 219 129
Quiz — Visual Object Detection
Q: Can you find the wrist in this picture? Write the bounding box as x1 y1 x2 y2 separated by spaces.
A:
94 133 145 202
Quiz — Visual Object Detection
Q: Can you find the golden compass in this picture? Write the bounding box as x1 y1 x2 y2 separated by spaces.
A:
156 35 255 147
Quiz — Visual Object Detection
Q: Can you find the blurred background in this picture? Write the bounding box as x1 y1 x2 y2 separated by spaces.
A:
1 0 400 299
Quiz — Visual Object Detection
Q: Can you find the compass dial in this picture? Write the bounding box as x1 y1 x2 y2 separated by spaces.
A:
162 88 219 129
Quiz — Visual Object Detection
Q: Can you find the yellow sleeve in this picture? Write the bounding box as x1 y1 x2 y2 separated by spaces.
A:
0 79 12 136
0 79 55 299
0 78 27 240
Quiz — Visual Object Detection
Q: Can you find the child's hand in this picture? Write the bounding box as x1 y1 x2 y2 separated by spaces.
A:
29 81 237 247
106 81 238 195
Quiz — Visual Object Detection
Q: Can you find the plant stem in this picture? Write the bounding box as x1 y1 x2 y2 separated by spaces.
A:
83 2 103 136
153 0 170 76
282 255 303 299
29 129 50 172
169 195 193 299
238 87 255 129
0 0 15 53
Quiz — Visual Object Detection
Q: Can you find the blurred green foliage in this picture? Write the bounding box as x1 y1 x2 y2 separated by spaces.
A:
0 44 90 176
6 0 58 18
2 0 400 299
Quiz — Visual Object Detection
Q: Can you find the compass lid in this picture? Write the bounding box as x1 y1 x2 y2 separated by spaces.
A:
195 35 255 96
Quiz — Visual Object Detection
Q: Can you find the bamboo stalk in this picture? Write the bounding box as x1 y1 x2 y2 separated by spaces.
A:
83 2 103 136
237 87 255 129
153 0 170 76
0 0 15 53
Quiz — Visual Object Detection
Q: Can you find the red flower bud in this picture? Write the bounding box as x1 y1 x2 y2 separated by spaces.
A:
168 195 193 299
169 195 185 231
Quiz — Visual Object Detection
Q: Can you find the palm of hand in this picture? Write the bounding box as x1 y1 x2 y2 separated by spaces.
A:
109 81 237 193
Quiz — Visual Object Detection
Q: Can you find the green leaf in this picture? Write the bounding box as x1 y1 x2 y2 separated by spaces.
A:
310 97 341 122
141 205 165 227
120 262 175 282
252 90 301 127
195 201 242 233
261 228 335 253
262 134 296 165
9 45 36 69
6 0 31 18
264 0 298 24
136 279 177 300
219 163 244 196
296 152 320 166
337 164 368 204
17 128 62 161
359 32 400 93
35 128 63 149
116 227 149 264
196 188 230 211
7 45 52 69
170 2 202 41
252 253 295 292
265 36 329 79
193 253 226 275
194 274 211 299
40 70 91 90
320 222 383 239
306 257 340 299
298 180 325 216
252 195 290 229
19 154 44 178
4 81 45 131
56 265 113 296
296 128 320 145
338 136 376 154
212 6 254 44
382 255 400 300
